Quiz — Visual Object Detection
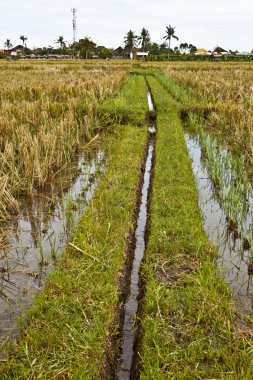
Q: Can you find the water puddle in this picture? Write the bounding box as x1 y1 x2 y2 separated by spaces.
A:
185 133 253 311
117 87 156 379
0 149 106 353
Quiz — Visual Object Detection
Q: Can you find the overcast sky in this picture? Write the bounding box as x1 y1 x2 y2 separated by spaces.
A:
1 0 252 52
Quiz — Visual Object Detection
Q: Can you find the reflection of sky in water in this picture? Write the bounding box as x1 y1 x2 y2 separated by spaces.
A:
147 88 154 111
185 133 253 311
0 150 106 352
118 88 156 378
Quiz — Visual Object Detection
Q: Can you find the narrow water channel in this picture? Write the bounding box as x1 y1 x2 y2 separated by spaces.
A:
117 88 155 379
0 149 106 354
185 133 253 312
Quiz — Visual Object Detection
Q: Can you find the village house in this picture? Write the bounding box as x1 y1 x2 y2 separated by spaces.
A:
10 45 26 53
112 46 149 60
112 46 131 58
2 45 26 56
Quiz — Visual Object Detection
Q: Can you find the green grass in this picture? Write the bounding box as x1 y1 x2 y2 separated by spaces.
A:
1 74 148 379
98 72 149 126
138 74 253 379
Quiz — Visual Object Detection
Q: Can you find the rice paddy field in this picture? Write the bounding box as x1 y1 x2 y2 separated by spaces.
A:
0 61 129 221
0 59 253 379
163 62 253 157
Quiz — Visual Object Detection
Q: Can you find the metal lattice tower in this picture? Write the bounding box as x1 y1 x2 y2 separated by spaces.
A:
72 8 77 43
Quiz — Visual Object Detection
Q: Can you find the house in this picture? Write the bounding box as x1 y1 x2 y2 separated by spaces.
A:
136 52 149 60
1 49 10 55
2 45 27 56
236 52 252 56
195 48 211 55
112 46 151 60
112 46 131 59
9 45 26 54
112 46 124 58
209 52 222 60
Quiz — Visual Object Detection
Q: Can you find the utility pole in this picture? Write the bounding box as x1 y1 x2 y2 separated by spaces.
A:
71 8 77 44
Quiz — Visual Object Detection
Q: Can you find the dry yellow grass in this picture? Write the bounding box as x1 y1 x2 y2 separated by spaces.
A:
0 61 129 220
163 62 253 156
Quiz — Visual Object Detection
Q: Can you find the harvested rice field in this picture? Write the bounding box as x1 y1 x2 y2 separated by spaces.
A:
1 60 253 379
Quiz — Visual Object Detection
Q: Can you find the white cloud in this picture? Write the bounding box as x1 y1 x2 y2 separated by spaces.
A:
0 0 252 51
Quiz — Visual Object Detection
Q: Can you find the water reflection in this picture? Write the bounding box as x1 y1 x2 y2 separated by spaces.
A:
0 150 106 351
185 133 253 311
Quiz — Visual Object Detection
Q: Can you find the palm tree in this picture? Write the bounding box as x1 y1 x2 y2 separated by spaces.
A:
163 25 179 59
4 39 13 50
138 27 151 52
20 35 28 47
124 30 138 52
55 36 66 49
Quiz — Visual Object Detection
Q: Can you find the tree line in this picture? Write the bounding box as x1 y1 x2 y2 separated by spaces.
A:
1 25 252 59
1 25 195 59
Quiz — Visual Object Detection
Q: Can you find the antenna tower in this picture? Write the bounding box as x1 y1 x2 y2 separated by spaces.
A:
72 8 77 43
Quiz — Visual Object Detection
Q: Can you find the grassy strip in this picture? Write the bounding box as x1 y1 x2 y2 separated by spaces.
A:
139 75 253 379
1 75 148 379
153 68 198 106
98 72 148 126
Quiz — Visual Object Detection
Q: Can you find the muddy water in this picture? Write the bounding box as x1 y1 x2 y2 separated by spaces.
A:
117 88 155 379
185 133 253 311
0 150 105 353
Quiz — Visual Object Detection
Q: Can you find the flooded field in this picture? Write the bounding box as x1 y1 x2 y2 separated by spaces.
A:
185 133 253 311
1 61 253 379
0 149 106 352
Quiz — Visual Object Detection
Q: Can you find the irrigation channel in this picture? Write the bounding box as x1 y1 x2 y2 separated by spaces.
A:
116 87 156 379
185 133 253 312
0 149 106 356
